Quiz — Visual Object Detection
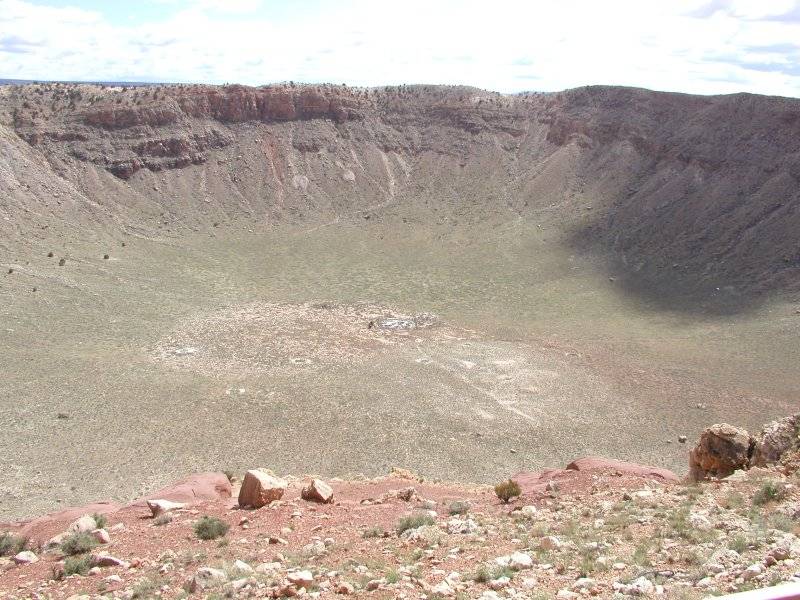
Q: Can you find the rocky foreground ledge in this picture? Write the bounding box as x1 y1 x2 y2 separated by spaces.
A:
1 416 799 600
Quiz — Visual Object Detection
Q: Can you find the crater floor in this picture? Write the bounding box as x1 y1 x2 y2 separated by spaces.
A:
2 219 798 520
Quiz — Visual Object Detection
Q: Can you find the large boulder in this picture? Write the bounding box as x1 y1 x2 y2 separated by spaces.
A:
238 470 287 508
689 423 753 481
752 414 800 467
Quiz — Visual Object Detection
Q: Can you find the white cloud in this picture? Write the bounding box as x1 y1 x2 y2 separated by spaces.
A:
0 0 798 97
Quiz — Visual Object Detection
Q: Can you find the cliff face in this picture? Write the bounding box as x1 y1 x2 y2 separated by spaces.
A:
2 82 800 304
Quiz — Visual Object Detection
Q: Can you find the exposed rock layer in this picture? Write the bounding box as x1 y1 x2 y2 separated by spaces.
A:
3 82 800 301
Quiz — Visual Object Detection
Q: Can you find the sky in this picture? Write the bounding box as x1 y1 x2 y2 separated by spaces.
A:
1 0 799 97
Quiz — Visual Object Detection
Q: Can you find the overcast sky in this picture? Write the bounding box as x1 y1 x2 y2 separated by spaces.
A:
1 0 799 97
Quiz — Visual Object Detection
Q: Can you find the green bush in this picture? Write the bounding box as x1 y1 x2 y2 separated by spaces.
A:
153 513 172 526
471 564 514 583
362 526 385 539
494 479 522 504
60 532 98 556
728 534 750 553
396 513 435 535
194 516 229 540
92 513 108 530
448 500 470 515
64 555 91 576
0 533 26 556
753 481 787 506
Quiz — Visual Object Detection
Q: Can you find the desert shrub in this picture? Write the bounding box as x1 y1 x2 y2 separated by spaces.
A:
0 533 26 556
153 513 172 526
753 481 787 506
385 569 400 584
64 555 91 576
194 516 229 540
579 553 599 576
362 526 385 539
768 512 794 532
132 576 166 599
471 564 514 583
633 541 652 566
60 532 97 555
92 513 108 530
729 534 751 553
448 500 470 515
720 491 745 510
494 479 522 504
396 513 435 535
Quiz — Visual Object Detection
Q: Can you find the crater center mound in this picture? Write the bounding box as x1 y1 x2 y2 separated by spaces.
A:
152 302 466 377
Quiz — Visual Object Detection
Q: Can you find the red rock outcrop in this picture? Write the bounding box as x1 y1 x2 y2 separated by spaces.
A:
688 423 754 481
513 457 679 496
566 456 679 481
129 472 232 507
0 472 232 544
83 102 181 129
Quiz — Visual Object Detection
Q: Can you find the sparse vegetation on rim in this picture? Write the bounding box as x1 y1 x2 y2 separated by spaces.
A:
194 516 229 541
60 532 97 556
494 479 522 504
0 533 26 557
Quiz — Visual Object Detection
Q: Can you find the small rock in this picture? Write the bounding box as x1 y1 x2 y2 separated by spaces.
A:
365 578 383 591
146 498 186 517
540 535 562 550
336 582 355 594
678 435 687 444
255 562 282 574
287 570 314 588
68 515 97 533
572 577 596 591
186 567 227 592
431 581 455 596
12 551 37 565
489 576 510 590
233 559 253 573
446 517 478 534
628 576 655 596
742 564 763 581
495 551 534 570
301 478 334 504
689 512 713 531
45 532 67 551
91 528 110 544
91 554 129 568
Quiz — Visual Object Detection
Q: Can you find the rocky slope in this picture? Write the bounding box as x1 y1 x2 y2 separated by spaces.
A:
1 414 799 600
2 83 800 305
